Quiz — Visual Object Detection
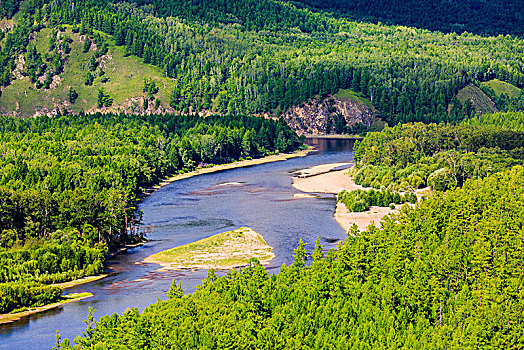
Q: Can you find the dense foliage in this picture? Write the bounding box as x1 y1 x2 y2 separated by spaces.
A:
2 0 524 124
56 165 524 349
338 188 416 212
0 283 61 314
352 123 524 191
293 0 524 36
464 111 524 133
0 112 300 313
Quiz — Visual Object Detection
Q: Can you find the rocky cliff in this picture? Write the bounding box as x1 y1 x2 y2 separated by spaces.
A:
282 92 379 135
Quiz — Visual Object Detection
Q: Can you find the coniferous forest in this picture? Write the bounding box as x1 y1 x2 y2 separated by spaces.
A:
1 0 524 348
0 113 300 313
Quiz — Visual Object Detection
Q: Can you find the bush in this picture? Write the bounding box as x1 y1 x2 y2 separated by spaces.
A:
427 168 456 191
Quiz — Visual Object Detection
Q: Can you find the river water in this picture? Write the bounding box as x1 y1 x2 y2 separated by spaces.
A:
0 137 354 349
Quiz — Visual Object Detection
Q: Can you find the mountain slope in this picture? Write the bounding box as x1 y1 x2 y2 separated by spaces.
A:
1 0 524 126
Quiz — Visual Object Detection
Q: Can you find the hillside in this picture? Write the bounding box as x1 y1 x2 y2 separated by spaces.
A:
283 89 382 135
291 0 524 36
455 84 498 115
0 25 176 117
0 0 524 126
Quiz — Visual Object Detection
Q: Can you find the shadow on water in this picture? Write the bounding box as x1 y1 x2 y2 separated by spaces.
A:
0 137 354 350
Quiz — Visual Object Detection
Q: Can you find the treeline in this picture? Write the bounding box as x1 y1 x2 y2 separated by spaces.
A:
337 188 416 212
56 166 524 349
293 0 524 36
464 111 524 133
0 283 61 314
3 0 524 124
353 123 524 191
0 112 300 313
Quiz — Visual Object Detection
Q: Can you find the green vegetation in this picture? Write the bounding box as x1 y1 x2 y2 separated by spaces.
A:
337 188 416 212
0 112 300 313
352 123 524 192
455 84 497 116
56 165 524 349
0 282 61 314
479 80 524 112
481 79 522 100
292 0 524 36
464 111 524 133
0 25 176 116
1 0 524 125
333 89 374 110
145 227 274 269
1 292 93 324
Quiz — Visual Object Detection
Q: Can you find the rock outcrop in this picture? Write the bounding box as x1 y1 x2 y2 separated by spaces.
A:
282 94 378 135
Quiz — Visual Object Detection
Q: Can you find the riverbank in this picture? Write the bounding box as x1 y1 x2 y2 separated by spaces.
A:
292 163 429 232
0 293 93 325
303 134 364 139
53 274 108 290
144 227 275 270
292 164 395 232
140 148 313 200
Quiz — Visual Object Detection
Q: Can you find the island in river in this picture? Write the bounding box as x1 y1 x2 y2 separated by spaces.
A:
144 227 275 270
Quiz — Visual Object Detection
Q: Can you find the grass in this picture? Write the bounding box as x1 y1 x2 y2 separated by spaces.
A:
145 227 275 270
481 79 522 99
456 84 498 114
0 25 176 116
334 89 375 110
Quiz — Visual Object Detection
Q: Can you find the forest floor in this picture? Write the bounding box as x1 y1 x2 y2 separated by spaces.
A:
143 227 275 270
0 293 93 325
140 148 313 200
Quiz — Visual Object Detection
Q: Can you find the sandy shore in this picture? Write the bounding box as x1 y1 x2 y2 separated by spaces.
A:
140 148 312 200
0 293 93 325
52 274 107 290
292 163 399 232
335 203 395 233
293 168 361 194
144 227 275 271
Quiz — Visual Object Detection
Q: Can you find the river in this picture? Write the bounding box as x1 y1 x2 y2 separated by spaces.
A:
0 137 355 349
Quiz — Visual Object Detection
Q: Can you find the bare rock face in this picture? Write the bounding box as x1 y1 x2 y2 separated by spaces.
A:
282 95 378 135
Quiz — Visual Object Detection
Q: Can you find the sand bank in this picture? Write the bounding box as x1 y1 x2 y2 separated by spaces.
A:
292 163 398 232
0 293 93 325
52 274 107 290
144 227 274 270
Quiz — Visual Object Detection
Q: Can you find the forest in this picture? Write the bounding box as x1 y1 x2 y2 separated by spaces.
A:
351 122 524 192
292 0 524 36
2 0 524 347
0 112 300 313
1 0 524 125
53 164 524 349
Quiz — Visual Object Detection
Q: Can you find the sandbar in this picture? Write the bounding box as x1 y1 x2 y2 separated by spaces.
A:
0 293 93 325
292 163 397 232
144 227 275 270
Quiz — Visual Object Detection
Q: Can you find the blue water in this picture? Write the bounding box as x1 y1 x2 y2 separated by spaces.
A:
0 137 354 349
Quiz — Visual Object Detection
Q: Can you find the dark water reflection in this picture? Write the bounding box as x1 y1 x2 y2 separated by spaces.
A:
0 137 355 349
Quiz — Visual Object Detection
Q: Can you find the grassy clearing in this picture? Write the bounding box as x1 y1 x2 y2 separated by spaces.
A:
481 79 522 99
0 25 175 116
456 84 498 114
334 89 375 110
144 227 275 270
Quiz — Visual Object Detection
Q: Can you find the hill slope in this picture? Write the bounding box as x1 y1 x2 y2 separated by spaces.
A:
1 0 524 125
